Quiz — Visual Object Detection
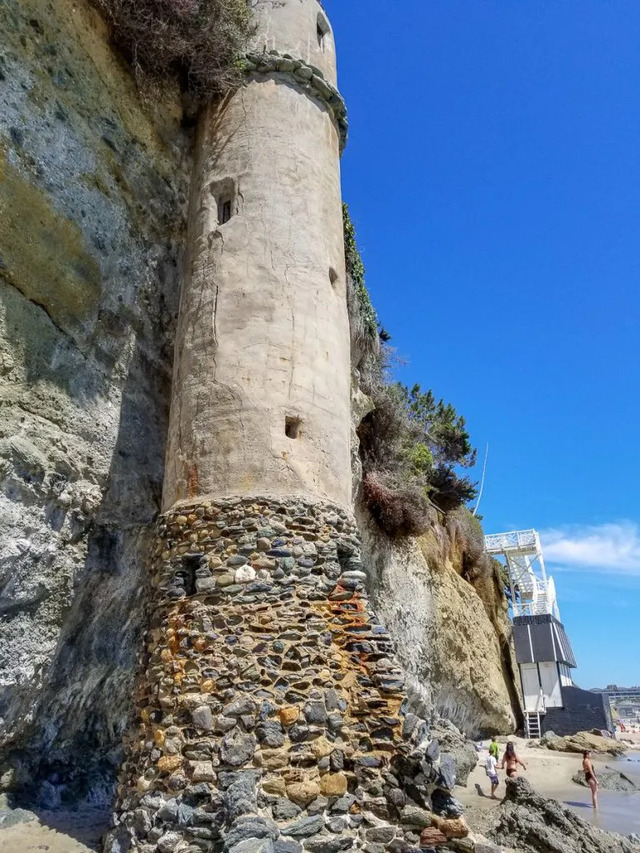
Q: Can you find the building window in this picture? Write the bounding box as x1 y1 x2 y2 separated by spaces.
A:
177 555 198 596
219 198 232 225
317 13 330 51
285 416 301 439
210 177 237 227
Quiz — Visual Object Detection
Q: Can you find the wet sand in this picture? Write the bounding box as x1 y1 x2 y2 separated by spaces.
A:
457 735 640 837
0 806 107 852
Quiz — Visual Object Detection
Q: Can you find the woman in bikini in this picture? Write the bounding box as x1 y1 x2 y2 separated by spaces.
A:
582 750 598 809
500 741 527 778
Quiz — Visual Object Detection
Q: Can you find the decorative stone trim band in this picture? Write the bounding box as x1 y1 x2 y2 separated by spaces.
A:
106 497 468 852
243 52 348 152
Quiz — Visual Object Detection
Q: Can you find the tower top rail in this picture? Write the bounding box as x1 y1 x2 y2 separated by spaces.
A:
484 529 539 554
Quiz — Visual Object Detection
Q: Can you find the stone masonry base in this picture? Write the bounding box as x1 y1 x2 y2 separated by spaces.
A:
105 497 468 853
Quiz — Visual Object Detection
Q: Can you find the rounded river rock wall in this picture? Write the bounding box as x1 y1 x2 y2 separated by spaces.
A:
106 497 468 852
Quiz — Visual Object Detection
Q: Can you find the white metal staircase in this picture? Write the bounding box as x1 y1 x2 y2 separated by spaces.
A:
484 529 560 620
525 711 542 739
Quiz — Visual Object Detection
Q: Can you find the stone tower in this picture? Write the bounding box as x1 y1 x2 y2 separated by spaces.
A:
107 3 459 852
163 0 351 512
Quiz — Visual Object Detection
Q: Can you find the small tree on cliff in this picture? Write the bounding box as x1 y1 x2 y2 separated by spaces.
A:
400 383 477 512
343 205 478 531
359 381 478 529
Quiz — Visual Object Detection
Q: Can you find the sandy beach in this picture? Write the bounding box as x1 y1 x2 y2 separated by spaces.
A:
0 805 108 853
457 734 640 838
1 736 638 851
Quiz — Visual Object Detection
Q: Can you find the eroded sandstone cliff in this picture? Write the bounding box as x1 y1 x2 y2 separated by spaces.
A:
0 0 519 813
0 0 190 800
357 505 521 738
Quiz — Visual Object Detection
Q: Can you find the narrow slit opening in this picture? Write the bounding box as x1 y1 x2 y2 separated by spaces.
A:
219 197 232 225
317 13 330 51
178 555 198 596
285 417 301 439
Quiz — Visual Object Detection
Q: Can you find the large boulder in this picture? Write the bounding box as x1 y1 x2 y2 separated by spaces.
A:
428 719 479 786
543 730 627 756
490 777 638 853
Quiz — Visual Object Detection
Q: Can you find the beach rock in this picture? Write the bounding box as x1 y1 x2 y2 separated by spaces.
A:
427 721 478 786
571 768 639 792
430 789 465 818
543 731 627 756
488 777 638 853
419 827 447 847
431 815 469 839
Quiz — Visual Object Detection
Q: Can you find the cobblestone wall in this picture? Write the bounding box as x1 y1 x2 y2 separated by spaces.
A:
106 497 469 852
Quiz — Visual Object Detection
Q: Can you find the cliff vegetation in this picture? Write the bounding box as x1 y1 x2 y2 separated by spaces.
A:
345 206 521 734
344 205 478 534
93 0 253 97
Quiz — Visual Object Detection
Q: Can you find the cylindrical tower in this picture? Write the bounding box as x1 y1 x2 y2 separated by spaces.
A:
106 5 446 852
163 0 350 511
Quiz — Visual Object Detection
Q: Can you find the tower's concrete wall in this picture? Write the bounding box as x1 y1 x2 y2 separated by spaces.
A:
163 0 350 511
249 0 338 86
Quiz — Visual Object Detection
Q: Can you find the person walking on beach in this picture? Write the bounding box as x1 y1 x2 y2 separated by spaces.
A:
582 750 598 809
501 741 527 778
489 736 500 760
485 752 500 798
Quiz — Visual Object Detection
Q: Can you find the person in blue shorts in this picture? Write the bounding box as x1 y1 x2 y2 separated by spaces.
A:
485 752 500 798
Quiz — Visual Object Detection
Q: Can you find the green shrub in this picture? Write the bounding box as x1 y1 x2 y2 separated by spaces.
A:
358 380 478 526
343 203 380 372
93 0 254 98
342 203 477 534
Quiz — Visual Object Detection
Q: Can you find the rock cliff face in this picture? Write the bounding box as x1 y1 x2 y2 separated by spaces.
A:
357 506 521 738
0 0 190 799
487 777 639 853
0 0 519 811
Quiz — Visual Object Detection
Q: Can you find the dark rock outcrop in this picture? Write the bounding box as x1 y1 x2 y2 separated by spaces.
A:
572 768 639 793
490 777 639 853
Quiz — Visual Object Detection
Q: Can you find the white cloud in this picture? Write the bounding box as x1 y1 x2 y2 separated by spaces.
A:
539 521 640 576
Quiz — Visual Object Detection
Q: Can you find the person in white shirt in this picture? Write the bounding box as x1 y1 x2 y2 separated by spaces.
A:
485 753 500 799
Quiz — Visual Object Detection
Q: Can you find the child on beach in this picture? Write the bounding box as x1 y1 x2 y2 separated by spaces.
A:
485 752 500 798
489 736 500 759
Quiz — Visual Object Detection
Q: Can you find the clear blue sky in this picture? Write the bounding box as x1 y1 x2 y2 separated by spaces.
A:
325 0 640 688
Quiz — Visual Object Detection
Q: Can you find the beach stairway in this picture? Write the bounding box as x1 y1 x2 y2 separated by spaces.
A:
525 711 543 739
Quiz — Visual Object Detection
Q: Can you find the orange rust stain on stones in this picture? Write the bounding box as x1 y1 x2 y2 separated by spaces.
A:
187 464 199 498
310 591 404 723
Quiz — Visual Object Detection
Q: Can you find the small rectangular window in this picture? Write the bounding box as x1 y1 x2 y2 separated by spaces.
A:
211 177 238 227
317 13 330 52
219 198 232 225
285 416 301 439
